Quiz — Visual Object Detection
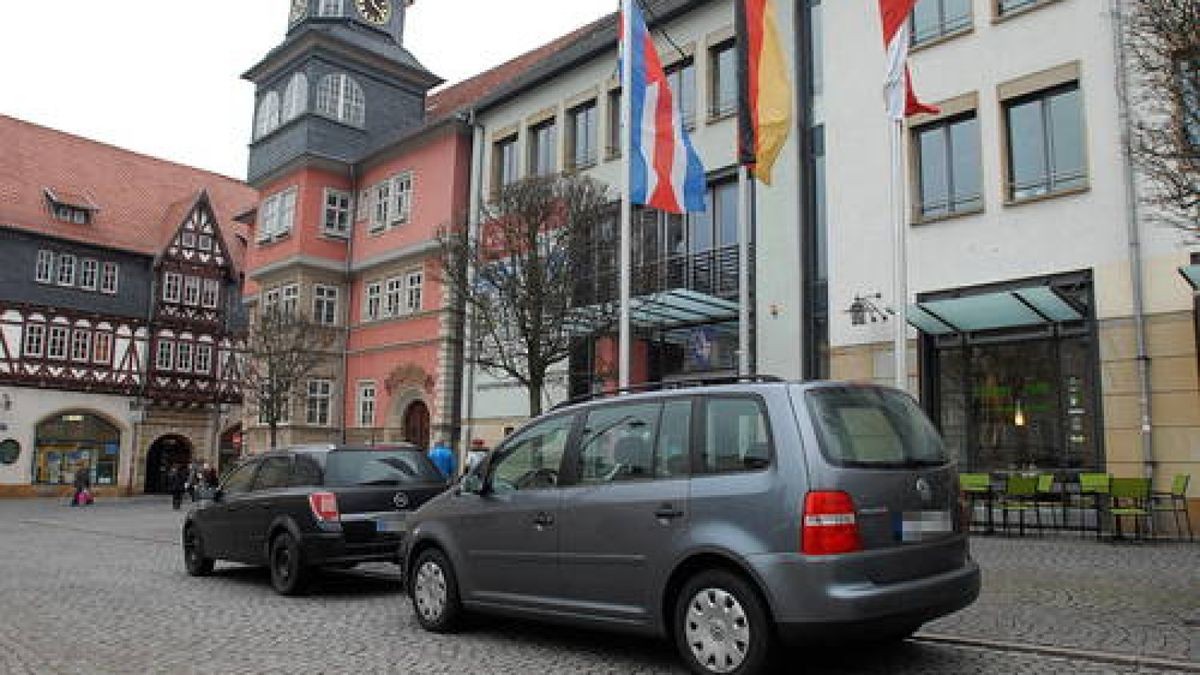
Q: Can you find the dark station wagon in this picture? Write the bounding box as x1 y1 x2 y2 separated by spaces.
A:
183 444 448 595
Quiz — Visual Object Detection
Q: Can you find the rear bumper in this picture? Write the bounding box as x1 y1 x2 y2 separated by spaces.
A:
750 549 981 643
297 531 403 566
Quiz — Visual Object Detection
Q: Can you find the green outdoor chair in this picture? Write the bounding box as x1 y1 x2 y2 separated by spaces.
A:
1000 474 1042 536
959 473 994 533
1034 473 1063 530
1151 474 1192 542
1109 477 1153 541
1076 472 1111 539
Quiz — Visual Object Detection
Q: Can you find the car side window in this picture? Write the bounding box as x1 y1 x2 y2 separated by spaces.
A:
290 454 323 487
701 397 772 474
578 403 660 484
655 399 692 478
221 461 258 495
490 414 574 493
253 457 292 491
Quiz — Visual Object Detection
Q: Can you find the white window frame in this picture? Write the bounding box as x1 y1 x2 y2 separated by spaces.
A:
176 342 193 372
70 330 91 362
316 73 366 127
47 326 68 360
281 284 300 317
405 270 424 314
93 332 113 365
163 272 182 303
390 172 413 225
156 340 175 371
183 276 201 306
201 279 221 309
256 91 281 139
385 276 403 318
181 232 197 248
197 234 213 251
79 259 99 291
314 284 339 326
282 72 308 123
195 344 213 375
306 379 333 426
101 263 119 294
357 382 377 428
323 188 352 237
259 187 298 242
56 254 76 287
365 282 382 321
318 0 342 16
23 323 46 358
35 250 55 284
370 180 391 234
264 288 281 314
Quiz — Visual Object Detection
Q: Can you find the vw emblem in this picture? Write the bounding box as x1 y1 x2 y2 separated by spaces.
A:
915 477 933 505
393 492 410 510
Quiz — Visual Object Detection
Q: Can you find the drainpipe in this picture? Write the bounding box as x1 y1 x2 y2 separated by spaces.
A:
342 165 358 445
459 110 486 462
1111 0 1155 481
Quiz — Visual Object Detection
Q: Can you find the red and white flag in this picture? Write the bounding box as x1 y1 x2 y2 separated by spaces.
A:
879 0 939 120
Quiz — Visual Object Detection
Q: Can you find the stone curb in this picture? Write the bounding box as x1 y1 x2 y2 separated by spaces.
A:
915 632 1200 673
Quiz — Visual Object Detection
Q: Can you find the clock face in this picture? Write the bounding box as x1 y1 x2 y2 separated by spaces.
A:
289 0 308 24
355 0 390 25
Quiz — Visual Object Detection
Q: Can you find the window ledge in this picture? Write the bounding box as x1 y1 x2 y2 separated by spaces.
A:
1003 182 1090 207
992 0 1063 25
910 25 974 54
706 109 737 126
911 206 985 227
256 232 293 248
320 231 351 242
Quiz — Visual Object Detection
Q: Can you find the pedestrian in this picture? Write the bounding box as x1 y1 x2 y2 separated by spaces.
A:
187 462 202 502
428 440 456 480
465 439 489 476
167 464 187 510
71 463 92 507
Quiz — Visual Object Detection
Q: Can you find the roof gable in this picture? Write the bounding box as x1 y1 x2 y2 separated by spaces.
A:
159 191 236 277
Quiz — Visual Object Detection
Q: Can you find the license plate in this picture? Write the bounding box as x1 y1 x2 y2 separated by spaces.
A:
899 510 952 542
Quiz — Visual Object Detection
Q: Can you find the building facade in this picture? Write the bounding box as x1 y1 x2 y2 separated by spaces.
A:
0 115 257 497
818 0 1198 504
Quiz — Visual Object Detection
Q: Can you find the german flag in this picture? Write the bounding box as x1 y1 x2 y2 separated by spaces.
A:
736 0 793 185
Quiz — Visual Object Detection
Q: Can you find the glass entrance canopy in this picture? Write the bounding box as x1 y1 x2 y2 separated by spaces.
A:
907 285 1084 334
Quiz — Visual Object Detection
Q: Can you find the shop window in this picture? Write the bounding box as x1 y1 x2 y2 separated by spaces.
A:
34 412 120 486
1004 82 1086 201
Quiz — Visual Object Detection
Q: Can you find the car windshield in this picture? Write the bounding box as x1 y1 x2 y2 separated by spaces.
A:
806 386 949 468
323 451 446 487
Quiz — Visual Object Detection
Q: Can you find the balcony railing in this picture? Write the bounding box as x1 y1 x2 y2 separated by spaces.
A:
573 244 751 310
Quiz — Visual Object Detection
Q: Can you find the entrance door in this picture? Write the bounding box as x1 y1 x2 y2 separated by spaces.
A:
403 401 430 449
144 436 192 494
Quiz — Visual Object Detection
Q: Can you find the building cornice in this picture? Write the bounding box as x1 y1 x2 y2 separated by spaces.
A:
248 254 349 280
350 239 439 274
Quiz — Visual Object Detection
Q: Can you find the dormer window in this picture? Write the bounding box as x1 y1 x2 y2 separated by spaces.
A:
44 189 98 225
318 0 342 16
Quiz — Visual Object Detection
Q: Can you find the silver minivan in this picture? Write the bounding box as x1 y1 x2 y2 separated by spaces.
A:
401 380 980 675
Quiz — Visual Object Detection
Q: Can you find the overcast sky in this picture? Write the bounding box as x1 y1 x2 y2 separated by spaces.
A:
0 0 617 180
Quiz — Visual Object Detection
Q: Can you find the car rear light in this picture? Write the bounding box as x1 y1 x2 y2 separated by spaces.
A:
801 490 861 556
308 492 340 523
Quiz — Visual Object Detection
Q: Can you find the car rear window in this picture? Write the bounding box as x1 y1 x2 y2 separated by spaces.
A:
323 451 445 487
806 387 948 468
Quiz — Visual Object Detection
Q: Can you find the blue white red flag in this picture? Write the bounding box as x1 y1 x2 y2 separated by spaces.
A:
622 2 707 214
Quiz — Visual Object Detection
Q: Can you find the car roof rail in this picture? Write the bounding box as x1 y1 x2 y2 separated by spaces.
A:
550 374 786 411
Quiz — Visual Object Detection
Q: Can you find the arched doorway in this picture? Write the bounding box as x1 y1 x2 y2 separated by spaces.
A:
144 435 193 494
34 411 121 487
403 401 431 449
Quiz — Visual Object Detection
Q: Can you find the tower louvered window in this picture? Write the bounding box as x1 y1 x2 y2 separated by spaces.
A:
316 74 366 127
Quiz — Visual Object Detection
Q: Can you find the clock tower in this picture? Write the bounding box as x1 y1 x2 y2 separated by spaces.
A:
244 0 440 185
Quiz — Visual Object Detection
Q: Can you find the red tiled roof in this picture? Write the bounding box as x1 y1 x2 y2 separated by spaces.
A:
425 19 603 120
0 114 258 270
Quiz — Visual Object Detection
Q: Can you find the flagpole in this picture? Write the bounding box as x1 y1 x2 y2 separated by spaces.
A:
618 0 633 390
889 118 908 392
737 165 752 377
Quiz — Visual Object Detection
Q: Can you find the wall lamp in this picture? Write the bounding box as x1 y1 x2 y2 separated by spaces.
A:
846 293 893 326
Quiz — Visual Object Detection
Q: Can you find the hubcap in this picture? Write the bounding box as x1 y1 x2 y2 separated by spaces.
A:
684 587 751 674
275 542 292 580
413 561 447 622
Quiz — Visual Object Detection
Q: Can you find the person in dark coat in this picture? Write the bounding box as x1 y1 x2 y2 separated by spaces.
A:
167 465 187 510
71 464 91 507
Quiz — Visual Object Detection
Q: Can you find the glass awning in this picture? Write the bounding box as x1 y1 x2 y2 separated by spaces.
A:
908 285 1085 335
1179 264 1200 291
566 289 740 336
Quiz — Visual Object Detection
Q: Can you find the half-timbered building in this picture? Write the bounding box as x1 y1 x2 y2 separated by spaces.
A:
0 115 258 497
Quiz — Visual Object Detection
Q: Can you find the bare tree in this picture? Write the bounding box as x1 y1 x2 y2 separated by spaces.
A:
243 309 336 450
1125 0 1200 233
441 174 618 416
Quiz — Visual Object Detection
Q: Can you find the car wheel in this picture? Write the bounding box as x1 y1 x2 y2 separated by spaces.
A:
674 570 773 675
269 532 309 596
183 525 214 577
410 548 462 633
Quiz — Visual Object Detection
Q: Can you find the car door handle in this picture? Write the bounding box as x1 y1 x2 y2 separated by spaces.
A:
532 511 555 527
655 504 685 520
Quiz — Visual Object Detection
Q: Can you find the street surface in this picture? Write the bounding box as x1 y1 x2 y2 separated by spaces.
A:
0 497 1195 674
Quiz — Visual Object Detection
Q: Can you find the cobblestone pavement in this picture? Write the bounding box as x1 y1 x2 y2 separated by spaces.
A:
0 497 1195 674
